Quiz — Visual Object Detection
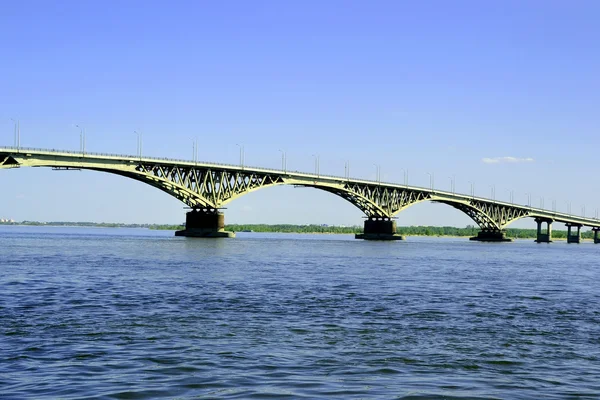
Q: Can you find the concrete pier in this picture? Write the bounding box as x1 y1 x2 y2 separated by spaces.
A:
566 223 581 244
469 230 512 242
594 228 600 244
175 209 235 238
535 218 553 243
355 217 405 241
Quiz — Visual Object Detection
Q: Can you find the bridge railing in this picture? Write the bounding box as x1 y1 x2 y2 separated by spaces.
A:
2 146 598 224
0 145 389 184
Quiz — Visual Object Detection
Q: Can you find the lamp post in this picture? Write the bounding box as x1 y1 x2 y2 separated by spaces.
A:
10 118 20 150
345 161 350 180
192 138 198 164
525 192 532 208
426 172 434 191
374 164 381 184
468 181 475 198
540 197 544 210
236 144 244 168
506 189 514 204
278 149 286 173
76 124 86 155
448 175 455 194
565 201 571 215
401 169 408 187
490 185 495 201
312 154 320 177
134 130 142 158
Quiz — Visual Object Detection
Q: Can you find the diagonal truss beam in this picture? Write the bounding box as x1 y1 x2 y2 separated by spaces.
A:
1 148 596 232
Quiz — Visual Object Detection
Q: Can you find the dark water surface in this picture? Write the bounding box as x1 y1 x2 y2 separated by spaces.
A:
1 226 599 399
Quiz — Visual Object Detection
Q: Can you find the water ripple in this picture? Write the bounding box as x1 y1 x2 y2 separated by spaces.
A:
1 228 599 399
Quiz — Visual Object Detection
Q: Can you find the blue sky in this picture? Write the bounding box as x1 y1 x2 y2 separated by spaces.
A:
1 1 599 227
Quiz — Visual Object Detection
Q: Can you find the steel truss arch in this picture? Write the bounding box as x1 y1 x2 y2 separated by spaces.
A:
2 147 599 232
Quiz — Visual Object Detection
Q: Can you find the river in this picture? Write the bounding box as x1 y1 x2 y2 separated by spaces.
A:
1 226 598 399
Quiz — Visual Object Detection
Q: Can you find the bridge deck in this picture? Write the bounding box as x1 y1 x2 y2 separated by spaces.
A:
1 146 598 229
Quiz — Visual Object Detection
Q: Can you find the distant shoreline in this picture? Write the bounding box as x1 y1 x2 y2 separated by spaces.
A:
0 221 595 240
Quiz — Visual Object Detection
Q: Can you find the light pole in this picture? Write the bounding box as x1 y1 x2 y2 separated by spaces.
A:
540 197 544 210
345 161 350 180
525 192 532 208
490 185 495 201
374 164 380 184
448 175 455 194
552 199 556 212
506 189 514 204
312 154 320 177
236 144 244 168
134 130 143 158
76 124 86 155
468 181 475 198
426 172 434 191
582 206 586 218
401 169 408 187
565 201 571 215
192 137 198 164
278 149 286 173
10 118 20 150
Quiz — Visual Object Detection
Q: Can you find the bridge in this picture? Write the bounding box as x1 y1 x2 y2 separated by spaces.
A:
1 146 599 243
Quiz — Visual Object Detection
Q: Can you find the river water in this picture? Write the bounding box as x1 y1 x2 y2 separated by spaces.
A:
0 226 599 399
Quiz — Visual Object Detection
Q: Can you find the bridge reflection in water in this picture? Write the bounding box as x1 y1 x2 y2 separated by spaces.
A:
1 147 599 243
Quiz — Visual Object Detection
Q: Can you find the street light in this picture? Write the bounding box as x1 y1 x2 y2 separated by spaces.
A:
76 124 86 155
192 137 198 164
374 164 381 184
506 189 514 204
134 130 142 158
345 161 350 180
468 181 475 198
426 172 434 190
312 154 320 177
401 169 408 187
525 192 532 208
565 201 571 215
490 185 495 201
10 118 20 150
236 144 244 168
278 149 287 173
540 197 544 210
448 175 455 194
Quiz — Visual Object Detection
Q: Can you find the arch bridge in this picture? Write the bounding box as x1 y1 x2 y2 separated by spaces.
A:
1 147 599 243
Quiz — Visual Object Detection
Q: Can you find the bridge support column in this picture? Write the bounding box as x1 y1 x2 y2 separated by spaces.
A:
469 229 512 242
566 223 581 244
355 217 405 241
593 228 600 244
534 218 553 243
175 209 235 238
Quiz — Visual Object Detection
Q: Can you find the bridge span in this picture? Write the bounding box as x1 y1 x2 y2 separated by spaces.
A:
1 146 599 243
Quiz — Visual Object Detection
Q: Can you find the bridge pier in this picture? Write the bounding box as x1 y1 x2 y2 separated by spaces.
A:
593 227 600 244
355 217 405 241
175 209 235 238
469 229 512 242
534 218 553 243
566 223 581 244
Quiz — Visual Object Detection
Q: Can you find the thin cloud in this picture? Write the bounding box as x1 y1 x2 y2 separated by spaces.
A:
482 156 534 164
